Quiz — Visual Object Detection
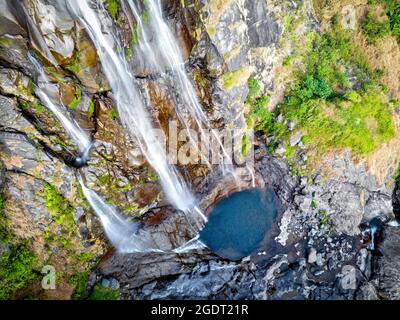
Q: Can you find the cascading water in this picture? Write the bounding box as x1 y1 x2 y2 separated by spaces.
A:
28 55 92 156
12 0 207 253
78 175 164 253
67 0 200 216
122 0 239 181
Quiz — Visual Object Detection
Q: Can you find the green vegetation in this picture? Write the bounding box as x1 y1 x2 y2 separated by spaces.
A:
70 270 90 300
366 0 400 43
247 20 395 162
19 100 46 115
87 100 95 116
318 210 336 235
105 0 119 22
43 183 76 247
142 10 150 25
283 55 294 67
244 77 284 151
66 53 81 75
88 283 120 300
108 106 118 120
68 87 82 110
362 11 391 43
0 244 38 300
221 67 251 90
385 0 400 42
0 193 12 243
310 199 317 209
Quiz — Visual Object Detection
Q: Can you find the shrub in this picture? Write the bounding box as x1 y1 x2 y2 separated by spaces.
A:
362 11 391 43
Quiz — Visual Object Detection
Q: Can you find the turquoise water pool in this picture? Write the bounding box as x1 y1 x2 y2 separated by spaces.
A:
200 188 278 261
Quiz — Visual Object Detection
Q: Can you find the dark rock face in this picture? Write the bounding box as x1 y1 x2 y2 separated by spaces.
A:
244 0 281 48
392 182 400 220
371 227 400 299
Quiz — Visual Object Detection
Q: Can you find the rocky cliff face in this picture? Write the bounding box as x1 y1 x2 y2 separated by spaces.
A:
0 0 399 300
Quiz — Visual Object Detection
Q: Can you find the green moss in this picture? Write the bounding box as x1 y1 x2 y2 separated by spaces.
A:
221 67 251 90
88 283 120 300
122 203 140 215
97 173 110 186
0 194 12 243
245 77 262 104
0 244 38 300
68 87 82 110
207 26 216 36
142 10 150 25
70 271 90 300
33 101 45 114
105 0 119 22
284 145 296 159
43 183 75 242
87 100 95 116
240 133 251 158
0 36 13 48
108 106 118 120
66 54 81 75
19 100 45 114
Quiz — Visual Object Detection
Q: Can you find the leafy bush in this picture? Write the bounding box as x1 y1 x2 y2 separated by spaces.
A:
384 0 400 42
362 11 391 43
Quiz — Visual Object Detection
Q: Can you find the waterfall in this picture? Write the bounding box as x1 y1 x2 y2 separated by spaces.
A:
123 0 239 181
67 0 197 214
28 54 92 154
78 175 163 253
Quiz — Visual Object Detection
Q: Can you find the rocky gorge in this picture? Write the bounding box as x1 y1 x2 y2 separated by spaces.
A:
1 0 400 300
